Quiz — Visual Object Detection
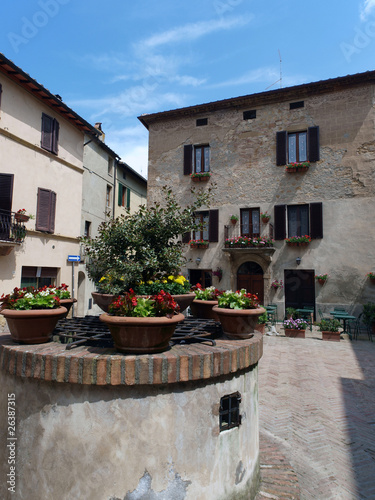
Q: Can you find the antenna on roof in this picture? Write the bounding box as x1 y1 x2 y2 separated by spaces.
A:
265 49 283 90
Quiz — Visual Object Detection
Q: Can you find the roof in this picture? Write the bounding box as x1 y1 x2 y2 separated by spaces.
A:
118 160 147 184
0 52 98 136
138 69 375 129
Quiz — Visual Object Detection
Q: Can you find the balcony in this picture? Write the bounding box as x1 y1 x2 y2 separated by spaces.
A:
0 210 27 255
222 223 276 262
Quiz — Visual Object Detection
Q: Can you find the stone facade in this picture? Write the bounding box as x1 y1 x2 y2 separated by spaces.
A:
140 71 375 318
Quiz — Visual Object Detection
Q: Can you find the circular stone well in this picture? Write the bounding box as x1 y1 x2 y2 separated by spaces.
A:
0 331 262 500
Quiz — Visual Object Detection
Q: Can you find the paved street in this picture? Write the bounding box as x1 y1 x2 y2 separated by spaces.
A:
257 329 375 500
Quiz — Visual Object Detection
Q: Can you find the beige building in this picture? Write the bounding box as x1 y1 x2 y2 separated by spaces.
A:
115 161 147 218
139 70 375 318
0 53 98 312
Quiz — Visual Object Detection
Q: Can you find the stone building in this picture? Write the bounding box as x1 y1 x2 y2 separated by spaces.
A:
139 70 375 318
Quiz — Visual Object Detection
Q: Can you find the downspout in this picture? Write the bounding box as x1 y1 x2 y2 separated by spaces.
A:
112 158 118 219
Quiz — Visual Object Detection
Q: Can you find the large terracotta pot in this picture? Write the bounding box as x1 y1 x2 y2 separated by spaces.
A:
190 299 219 320
92 292 116 312
1 307 67 344
60 298 77 318
284 328 305 338
212 306 266 339
321 331 340 342
254 323 266 335
172 293 195 313
99 313 185 353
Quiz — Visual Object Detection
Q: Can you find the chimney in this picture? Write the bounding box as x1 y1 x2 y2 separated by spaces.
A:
94 122 105 142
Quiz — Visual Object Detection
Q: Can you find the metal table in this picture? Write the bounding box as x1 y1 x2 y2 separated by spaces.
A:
329 312 356 334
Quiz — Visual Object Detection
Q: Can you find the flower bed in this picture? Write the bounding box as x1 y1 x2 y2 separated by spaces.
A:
225 236 274 248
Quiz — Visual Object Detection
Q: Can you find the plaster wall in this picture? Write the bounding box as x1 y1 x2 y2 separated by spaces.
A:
0 368 259 500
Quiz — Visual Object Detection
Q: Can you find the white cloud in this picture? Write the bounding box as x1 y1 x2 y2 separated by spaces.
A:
139 15 253 49
360 0 375 20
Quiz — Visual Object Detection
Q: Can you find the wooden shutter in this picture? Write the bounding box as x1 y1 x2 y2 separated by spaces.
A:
209 209 219 242
310 202 323 239
36 188 56 233
276 131 287 166
184 145 193 175
0 173 14 212
41 114 53 151
118 184 123 206
52 119 59 155
126 187 131 208
308 126 320 162
274 205 286 240
182 232 191 243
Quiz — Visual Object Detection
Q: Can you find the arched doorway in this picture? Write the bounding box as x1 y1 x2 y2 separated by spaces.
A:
237 262 264 303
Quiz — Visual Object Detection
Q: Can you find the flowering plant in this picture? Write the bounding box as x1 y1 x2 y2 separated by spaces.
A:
193 284 223 300
46 283 71 299
260 212 270 220
212 267 223 281
285 235 311 244
225 236 274 248
189 239 209 247
286 161 310 170
230 214 239 221
217 289 260 310
0 287 61 310
190 172 211 179
318 318 341 332
271 279 283 289
315 274 329 281
15 208 34 219
283 318 308 330
108 289 180 318
366 272 375 279
133 274 191 295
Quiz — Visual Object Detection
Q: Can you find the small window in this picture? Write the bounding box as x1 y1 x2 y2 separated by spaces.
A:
289 101 304 110
288 131 307 163
276 127 320 166
196 118 208 127
194 145 210 173
84 221 91 238
240 208 260 237
243 110 256 120
183 209 219 243
118 184 130 208
41 113 59 155
20 266 58 289
108 158 114 176
106 185 112 208
219 392 242 431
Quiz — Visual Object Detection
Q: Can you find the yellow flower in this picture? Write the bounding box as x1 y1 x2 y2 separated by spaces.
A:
147 280 153 285
99 276 106 282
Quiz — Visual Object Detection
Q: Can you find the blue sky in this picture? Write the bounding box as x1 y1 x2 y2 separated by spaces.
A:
1 0 375 178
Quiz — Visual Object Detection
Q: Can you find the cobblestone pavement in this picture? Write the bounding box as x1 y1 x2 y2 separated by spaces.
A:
257 327 375 500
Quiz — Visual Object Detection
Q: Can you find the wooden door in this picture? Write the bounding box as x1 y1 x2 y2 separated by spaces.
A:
284 269 315 318
237 262 264 303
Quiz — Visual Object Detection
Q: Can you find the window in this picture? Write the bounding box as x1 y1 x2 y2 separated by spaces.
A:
106 185 112 208
276 126 319 165
41 113 59 155
274 203 323 240
182 209 219 243
196 118 208 126
189 269 212 288
84 221 91 238
183 144 210 175
243 109 256 120
289 101 304 110
240 208 260 237
118 184 130 208
0 173 14 240
219 392 242 431
108 158 114 176
36 188 56 233
21 266 58 289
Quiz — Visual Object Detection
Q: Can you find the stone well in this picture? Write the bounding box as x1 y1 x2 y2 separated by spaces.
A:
0 331 263 500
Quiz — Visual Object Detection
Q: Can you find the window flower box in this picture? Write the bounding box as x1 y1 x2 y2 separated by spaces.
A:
285 235 311 246
224 236 274 248
189 239 209 249
285 161 310 173
190 172 211 182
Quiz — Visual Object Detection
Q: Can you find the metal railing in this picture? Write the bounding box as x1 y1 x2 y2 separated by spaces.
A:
224 223 274 241
0 209 27 243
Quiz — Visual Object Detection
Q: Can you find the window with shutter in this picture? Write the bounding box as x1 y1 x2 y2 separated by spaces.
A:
240 208 260 237
274 203 323 240
183 144 210 174
36 188 56 233
0 173 14 240
41 113 59 155
192 209 218 242
276 127 320 165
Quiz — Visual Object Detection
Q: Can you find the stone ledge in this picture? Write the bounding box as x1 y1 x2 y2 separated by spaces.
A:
0 332 263 386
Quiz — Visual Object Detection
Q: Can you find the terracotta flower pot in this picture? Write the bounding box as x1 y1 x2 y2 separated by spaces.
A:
284 328 305 338
212 306 266 339
92 292 117 312
254 323 266 335
190 299 219 320
15 213 29 222
321 331 340 342
261 217 270 224
1 307 67 344
59 298 77 317
318 279 327 285
171 293 196 313
99 313 185 353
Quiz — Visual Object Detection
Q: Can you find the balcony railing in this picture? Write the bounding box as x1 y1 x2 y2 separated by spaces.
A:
0 210 27 244
224 223 274 248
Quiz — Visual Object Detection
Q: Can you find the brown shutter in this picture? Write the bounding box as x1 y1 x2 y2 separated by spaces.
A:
276 131 287 166
310 202 323 239
184 145 193 175
36 188 56 233
209 209 219 242
274 205 286 240
308 126 320 162
52 119 59 155
41 114 53 151
0 173 14 212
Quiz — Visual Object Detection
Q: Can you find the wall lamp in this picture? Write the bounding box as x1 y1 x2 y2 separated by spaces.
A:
296 257 301 266
196 257 201 265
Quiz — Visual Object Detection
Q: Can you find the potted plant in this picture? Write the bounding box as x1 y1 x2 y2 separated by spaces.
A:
212 289 265 339
190 172 211 182
225 236 274 248
190 284 223 320
230 214 239 224
285 235 312 246
14 208 34 223
212 267 223 282
260 212 270 223
318 318 342 341
366 272 375 284
255 308 268 335
0 287 66 344
99 289 184 353
315 273 329 285
271 279 283 290
285 161 310 173
286 307 297 319
363 302 375 334
46 284 77 317
283 317 308 338
189 239 209 249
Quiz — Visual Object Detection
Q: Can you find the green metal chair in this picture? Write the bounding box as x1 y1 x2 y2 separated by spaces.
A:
351 313 373 342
